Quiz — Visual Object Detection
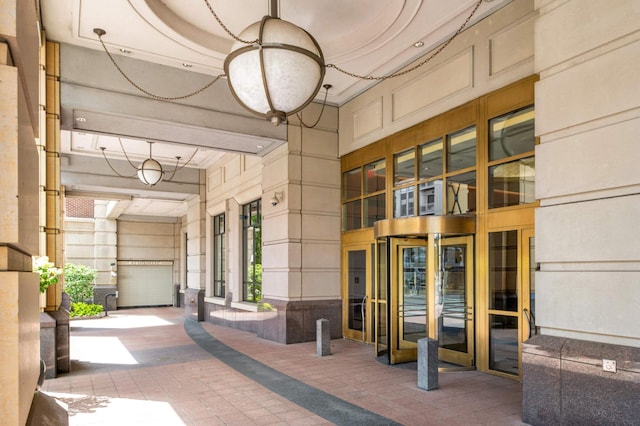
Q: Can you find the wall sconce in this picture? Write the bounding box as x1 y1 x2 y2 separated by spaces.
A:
110 262 117 277
270 191 282 206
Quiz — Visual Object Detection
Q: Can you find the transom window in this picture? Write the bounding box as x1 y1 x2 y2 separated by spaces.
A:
342 159 386 230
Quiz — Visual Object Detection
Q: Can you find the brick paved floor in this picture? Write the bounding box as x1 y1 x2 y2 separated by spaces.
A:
42 307 526 425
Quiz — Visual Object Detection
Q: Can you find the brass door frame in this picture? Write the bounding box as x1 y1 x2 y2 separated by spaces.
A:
438 235 475 367
390 237 430 364
342 243 372 342
374 215 476 365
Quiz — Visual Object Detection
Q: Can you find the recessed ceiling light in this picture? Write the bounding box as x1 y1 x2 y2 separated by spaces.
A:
413 41 425 48
119 48 131 54
256 145 263 149
76 117 86 122
182 63 193 68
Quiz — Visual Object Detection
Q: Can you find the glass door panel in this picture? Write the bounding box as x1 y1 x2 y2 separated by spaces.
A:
344 247 369 341
375 239 388 357
487 228 535 377
438 236 474 367
390 238 428 364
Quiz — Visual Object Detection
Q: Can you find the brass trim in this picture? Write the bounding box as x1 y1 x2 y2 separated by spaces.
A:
374 215 475 238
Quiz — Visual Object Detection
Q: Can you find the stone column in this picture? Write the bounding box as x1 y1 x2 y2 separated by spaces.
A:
184 173 206 320
93 200 118 310
0 1 43 421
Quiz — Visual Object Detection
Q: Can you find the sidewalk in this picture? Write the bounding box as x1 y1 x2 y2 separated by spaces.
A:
42 307 525 425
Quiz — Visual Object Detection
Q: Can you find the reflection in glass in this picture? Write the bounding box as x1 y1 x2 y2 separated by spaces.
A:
364 159 386 194
342 168 361 200
489 157 535 208
489 105 535 162
529 236 536 324
347 250 367 332
393 186 415 218
394 149 415 186
376 239 388 353
489 231 518 311
440 244 468 353
489 314 519 375
446 171 476 215
418 180 443 216
342 200 361 231
447 127 476 172
401 247 427 343
364 194 385 227
419 139 443 179
213 214 226 298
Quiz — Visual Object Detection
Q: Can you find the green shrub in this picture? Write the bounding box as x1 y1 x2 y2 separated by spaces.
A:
64 263 97 303
69 302 104 318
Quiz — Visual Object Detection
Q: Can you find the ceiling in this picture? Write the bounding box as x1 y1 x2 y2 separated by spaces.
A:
39 0 511 219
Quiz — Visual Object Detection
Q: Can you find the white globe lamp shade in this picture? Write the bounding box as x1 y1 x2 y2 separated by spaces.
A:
137 158 163 186
224 16 325 125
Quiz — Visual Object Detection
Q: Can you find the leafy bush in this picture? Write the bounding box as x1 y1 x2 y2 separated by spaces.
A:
64 263 97 303
69 302 104 318
33 256 63 293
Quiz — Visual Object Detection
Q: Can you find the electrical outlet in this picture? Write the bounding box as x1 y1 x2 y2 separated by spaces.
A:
602 359 616 373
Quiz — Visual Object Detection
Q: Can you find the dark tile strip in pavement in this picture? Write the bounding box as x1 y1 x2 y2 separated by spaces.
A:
184 319 401 426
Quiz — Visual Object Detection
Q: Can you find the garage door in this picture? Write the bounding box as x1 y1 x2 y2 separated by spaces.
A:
117 261 173 307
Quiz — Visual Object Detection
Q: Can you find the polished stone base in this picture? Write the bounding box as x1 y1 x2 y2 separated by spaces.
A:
523 335 640 425
26 390 68 426
205 299 342 344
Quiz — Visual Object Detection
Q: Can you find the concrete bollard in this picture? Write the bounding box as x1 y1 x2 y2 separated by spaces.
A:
316 318 331 356
417 337 439 390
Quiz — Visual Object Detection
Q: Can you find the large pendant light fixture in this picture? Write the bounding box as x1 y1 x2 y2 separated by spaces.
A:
100 140 197 187
136 142 163 186
95 0 485 127
223 0 325 126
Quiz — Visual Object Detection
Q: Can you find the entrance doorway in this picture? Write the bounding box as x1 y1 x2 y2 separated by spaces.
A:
373 216 475 367
487 227 536 377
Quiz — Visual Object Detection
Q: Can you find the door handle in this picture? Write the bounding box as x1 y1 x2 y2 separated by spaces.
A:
523 308 536 339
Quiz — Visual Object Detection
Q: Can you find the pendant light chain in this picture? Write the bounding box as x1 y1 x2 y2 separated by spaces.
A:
325 0 484 81
95 29 222 101
202 0 259 45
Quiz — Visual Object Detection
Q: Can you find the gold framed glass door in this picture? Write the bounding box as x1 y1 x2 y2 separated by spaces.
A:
438 236 475 367
487 227 535 378
390 238 429 364
343 245 371 342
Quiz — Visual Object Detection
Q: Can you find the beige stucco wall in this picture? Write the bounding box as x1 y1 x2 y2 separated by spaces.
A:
535 0 640 347
339 0 536 155
0 0 44 423
204 104 340 308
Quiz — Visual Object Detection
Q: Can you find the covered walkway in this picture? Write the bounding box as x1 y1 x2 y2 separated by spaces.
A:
42 307 525 425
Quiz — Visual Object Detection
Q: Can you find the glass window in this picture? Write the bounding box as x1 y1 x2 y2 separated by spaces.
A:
417 180 443 216
489 230 518 311
213 213 225 298
364 159 386 194
419 139 443 179
489 106 535 162
488 157 535 208
342 168 361 200
342 200 361 231
347 250 367 332
394 149 415 186
446 171 476 215
489 314 519 375
447 127 476 172
243 200 262 303
364 194 385 228
393 186 415 218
